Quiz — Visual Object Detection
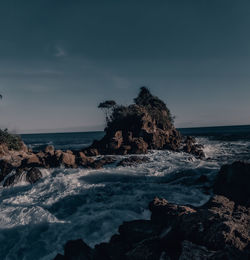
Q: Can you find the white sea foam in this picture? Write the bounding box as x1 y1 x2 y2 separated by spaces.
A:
0 137 249 260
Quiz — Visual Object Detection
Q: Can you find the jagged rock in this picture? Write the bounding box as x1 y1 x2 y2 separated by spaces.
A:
118 156 150 167
60 151 76 168
0 160 14 182
26 167 42 184
86 156 116 169
3 167 42 186
64 239 94 260
149 197 196 226
22 154 43 168
214 161 250 206
130 137 148 154
45 145 55 156
86 87 204 158
179 241 216 259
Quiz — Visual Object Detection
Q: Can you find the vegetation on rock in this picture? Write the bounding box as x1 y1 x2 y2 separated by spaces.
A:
0 128 23 150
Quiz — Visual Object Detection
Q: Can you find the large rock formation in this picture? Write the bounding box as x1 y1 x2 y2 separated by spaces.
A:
214 161 250 207
84 87 204 158
54 195 250 260
54 161 250 259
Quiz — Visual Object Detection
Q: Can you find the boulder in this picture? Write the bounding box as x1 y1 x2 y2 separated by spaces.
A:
22 154 43 168
214 161 250 206
0 160 14 182
45 145 55 156
26 167 42 184
64 239 94 260
60 151 76 168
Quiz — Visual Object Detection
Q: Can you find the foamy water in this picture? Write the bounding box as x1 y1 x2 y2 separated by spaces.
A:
0 136 250 260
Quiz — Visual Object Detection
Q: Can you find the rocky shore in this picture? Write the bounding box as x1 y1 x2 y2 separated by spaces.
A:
0 87 205 187
54 161 250 260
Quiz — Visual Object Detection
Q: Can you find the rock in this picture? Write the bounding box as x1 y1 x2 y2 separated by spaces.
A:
22 154 43 168
45 145 55 156
179 195 250 252
86 87 204 157
55 195 250 260
183 136 205 159
118 220 162 246
118 156 150 167
214 161 250 206
179 240 216 259
87 156 116 169
63 239 94 260
3 167 26 187
75 151 94 166
54 254 65 260
149 197 196 226
125 237 162 260
130 138 148 154
26 167 42 184
0 160 14 182
3 167 42 186
60 152 76 168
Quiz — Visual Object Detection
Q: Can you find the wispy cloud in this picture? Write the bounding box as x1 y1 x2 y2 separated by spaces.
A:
54 46 67 57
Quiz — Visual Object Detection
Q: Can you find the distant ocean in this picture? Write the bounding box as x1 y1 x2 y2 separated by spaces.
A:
21 125 250 151
1 125 249 260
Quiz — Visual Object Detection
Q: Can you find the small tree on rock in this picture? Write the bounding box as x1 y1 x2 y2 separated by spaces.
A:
98 100 117 124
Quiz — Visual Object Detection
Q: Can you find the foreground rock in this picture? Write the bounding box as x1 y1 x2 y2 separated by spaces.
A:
214 161 250 207
54 161 250 259
54 195 250 260
3 167 42 186
84 87 205 158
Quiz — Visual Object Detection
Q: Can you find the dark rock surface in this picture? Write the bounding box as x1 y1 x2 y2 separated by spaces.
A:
3 167 42 186
54 195 250 260
26 167 42 184
54 160 250 260
214 161 250 207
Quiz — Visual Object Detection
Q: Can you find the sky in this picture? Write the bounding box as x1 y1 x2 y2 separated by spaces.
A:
0 0 250 133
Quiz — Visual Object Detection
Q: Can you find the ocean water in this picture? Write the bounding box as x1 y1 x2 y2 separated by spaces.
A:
0 126 250 260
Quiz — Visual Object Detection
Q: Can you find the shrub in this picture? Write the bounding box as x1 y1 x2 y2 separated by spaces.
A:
0 128 23 150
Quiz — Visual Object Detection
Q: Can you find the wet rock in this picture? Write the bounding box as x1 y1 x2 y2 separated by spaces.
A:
3 167 42 186
60 151 76 168
44 145 55 156
26 167 42 184
22 154 43 168
214 161 250 206
86 87 204 157
149 197 196 226
54 254 65 260
130 137 148 154
118 156 150 167
179 240 216 259
87 156 116 169
64 239 94 260
0 160 14 182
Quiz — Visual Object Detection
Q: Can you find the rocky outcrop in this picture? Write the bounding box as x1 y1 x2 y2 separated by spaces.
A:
84 87 204 158
54 195 250 260
54 161 250 260
3 167 42 186
0 144 119 187
214 161 250 207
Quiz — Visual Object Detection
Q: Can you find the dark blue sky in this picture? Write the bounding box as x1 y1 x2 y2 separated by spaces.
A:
0 0 250 133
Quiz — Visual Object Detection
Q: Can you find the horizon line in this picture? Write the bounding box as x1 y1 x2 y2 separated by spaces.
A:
19 123 250 135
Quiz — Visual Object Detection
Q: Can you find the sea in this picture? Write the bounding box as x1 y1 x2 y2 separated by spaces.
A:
0 125 250 260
